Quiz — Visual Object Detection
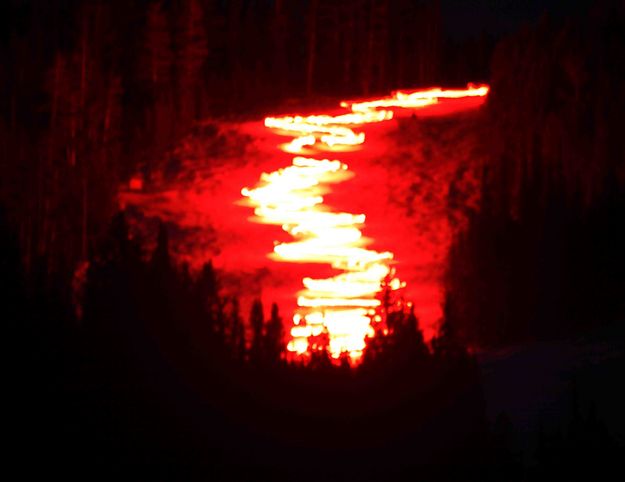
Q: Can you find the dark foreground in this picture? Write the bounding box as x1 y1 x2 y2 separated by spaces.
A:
6 214 623 481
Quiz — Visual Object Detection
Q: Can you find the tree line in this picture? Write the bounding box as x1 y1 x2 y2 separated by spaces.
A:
444 2 625 347
3 208 619 479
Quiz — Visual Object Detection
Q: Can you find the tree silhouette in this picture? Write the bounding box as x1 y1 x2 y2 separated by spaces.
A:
229 296 245 361
396 305 429 360
264 302 284 364
249 298 264 364
196 260 223 341
432 296 466 360
144 0 175 149
176 0 208 124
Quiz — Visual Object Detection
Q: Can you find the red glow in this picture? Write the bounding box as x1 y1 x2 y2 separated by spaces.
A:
119 84 488 364
242 84 489 362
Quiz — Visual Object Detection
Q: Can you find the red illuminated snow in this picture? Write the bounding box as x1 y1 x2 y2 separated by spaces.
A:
119 86 488 360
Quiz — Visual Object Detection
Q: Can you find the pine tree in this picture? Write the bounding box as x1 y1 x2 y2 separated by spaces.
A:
229 297 245 361
176 0 208 124
432 296 466 359
193 260 222 347
249 299 264 363
197 260 218 314
145 1 175 149
305 0 319 95
264 303 284 364
399 306 428 359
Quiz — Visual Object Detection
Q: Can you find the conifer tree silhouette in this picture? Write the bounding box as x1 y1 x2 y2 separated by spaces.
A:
264 302 284 364
249 298 264 364
230 297 245 361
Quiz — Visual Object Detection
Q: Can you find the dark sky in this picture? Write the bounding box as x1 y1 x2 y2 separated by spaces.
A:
441 0 593 39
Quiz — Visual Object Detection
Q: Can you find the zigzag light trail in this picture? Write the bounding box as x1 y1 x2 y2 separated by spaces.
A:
241 84 488 362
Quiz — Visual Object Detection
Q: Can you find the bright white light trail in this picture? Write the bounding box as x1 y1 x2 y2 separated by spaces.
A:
241 83 489 362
